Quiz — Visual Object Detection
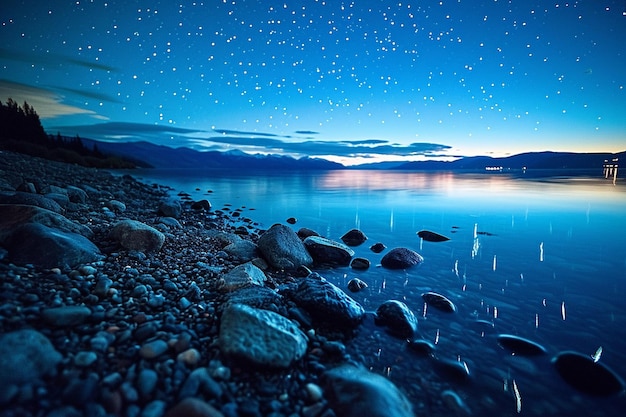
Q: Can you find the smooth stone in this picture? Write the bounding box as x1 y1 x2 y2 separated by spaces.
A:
105 200 126 213
137 369 159 397
42 306 92 326
350 257 370 270
497 334 547 356
66 186 88 203
421 291 457 313
139 340 169 359
347 278 368 292
165 397 224 417
324 364 414 417
223 240 259 263
0 191 63 213
552 351 625 396
380 247 423 269
190 199 211 211
159 217 182 228
74 351 98 367
417 230 450 242
433 357 471 382
340 228 368 246
369 242 386 253
0 329 62 387
287 275 364 327
177 348 201 367
296 227 320 239
375 300 418 338
141 400 166 417
219 303 308 368
178 368 223 400
220 262 266 292
408 338 436 355
6 222 101 268
303 236 355 266
110 219 165 252
286 217 297 224
257 224 313 270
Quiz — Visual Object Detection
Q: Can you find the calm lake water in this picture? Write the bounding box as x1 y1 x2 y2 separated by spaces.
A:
133 168 626 416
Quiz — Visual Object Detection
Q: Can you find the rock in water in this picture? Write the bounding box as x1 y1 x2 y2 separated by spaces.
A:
258 224 313 270
350 257 370 270
370 242 386 253
6 222 101 268
375 300 418 338
324 364 414 417
421 291 457 313
340 228 367 246
347 278 368 292
433 357 471 383
286 275 364 328
497 334 547 356
380 247 423 269
219 303 308 368
110 219 165 252
552 351 625 396
408 338 436 356
303 236 355 266
417 230 450 242
0 329 62 387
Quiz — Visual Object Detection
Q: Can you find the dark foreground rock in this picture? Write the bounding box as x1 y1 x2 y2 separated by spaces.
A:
303 235 354 266
324 364 414 417
375 300 419 338
380 247 423 269
257 223 313 270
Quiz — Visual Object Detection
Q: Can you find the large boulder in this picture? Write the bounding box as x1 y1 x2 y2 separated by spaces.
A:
0 204 93 243
158 198 182 218
258 224 313 270
5 223 101 268
380 247 423 269
110 219 165 252
324 364 414 417
286 274 364 328
219 303 308 368
220 262 266 292
0 329 63 389
0 191 63 213
303 236 354 266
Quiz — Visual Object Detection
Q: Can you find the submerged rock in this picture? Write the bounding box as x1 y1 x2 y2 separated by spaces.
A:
369 242 386 253
324 364 414 417
350 257 370 270
286 274 364 328
303 236 355 266
340 228 368 246
258 224 313 270
422 291 457 313
380 247 423 269
219 303 308 368
375 300 418 338
497 334 547 356
433 357 471 383
552 351 625 396
408 338 436 356
347 278 368 292
417 230 450 242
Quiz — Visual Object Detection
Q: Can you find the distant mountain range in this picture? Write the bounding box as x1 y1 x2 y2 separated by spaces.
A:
82 138 624 172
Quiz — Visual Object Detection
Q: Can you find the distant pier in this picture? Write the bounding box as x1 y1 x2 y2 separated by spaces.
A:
603 158 619 182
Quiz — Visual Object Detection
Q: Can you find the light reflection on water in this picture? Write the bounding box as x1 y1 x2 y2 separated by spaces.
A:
133 169 626 416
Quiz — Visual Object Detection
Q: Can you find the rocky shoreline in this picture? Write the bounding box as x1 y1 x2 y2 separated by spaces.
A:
0 151 424 417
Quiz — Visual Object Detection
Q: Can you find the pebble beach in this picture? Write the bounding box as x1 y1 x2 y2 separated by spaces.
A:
0 151 421 417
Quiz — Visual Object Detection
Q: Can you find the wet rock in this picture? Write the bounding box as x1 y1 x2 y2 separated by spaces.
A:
380 247 423 269
220 262 266 292
421 291 457 313
324 364 414 417
350 257 370 270
340 229 368 246
158 198 182 218
552 351 625 396
191 199 211 211
5 222 101 268
441 390 471 415
0 191 63 213
0 329 62 387
66 185 88 203
41 306 92 326
219 303 308 368
165 397 224 417
303 236 355 266
370 242 386 253
178 368 223 400
417 230 450 242
408 338 436 355
110 219 165 252
224 285 285 314
286 274 364 327
297 227 320 239
286 217 297 224
0 204 93 240
347 278 368 292
375 300 418 338
433 357 471 382
105 200 126 213
137 369 159 398
223 240 258 263
257 223 313 270
497 334 547 356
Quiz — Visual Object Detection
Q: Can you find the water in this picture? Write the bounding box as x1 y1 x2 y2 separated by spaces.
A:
132 168 626 416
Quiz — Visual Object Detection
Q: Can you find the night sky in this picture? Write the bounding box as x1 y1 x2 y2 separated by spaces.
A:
1 1 625 165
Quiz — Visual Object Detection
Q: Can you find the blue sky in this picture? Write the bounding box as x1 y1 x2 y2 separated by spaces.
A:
1 1 625 165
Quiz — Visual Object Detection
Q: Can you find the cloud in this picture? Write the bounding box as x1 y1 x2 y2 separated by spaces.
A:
0 79 102 119
0 48 117 72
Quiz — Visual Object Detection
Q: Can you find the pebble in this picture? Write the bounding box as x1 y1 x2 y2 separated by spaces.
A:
177 348 201 367
74 351 98 367
164 397 224 417
140 340 169 359
137 369 159 398
41 306 92 326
